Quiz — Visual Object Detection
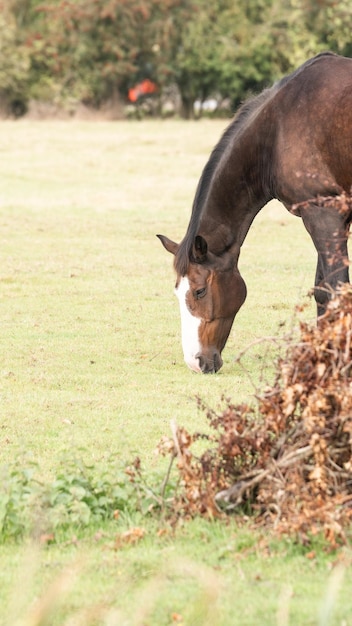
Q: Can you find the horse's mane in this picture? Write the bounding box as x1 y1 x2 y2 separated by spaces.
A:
174 51 336 276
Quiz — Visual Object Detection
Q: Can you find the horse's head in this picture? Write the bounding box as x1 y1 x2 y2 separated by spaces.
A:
157 234 247 373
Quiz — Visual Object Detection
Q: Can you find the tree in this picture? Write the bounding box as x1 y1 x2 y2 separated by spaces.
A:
0 0 32 115
2 0 352 118
298 0 352 57
27 0 197 110
171 4 225 118
170 0 288 115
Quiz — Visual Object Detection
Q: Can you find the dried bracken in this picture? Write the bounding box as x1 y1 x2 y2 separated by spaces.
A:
157 284 352 545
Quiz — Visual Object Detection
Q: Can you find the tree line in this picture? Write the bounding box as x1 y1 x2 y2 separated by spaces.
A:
1 0 351 118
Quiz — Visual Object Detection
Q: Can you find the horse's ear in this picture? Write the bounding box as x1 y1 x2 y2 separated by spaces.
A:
157 234 179 256
193 235 208 263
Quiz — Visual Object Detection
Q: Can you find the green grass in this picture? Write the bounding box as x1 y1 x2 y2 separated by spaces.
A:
1 522 352 625
0 119 350 625
0 119 316 471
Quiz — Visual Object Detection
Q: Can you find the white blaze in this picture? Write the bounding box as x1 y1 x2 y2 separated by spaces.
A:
175 276 202 373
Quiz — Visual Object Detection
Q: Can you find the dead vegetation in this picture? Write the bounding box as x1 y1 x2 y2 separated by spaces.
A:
157 284 352 546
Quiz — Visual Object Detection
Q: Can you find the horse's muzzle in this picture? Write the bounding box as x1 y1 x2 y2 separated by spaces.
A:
196 351 223 374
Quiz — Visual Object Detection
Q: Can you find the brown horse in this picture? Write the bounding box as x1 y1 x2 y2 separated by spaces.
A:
158 52 352 373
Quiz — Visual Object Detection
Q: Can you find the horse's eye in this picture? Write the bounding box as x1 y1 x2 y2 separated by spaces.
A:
195 287 206 299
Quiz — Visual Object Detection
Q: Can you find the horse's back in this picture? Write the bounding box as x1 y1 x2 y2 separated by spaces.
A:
273 54 352 201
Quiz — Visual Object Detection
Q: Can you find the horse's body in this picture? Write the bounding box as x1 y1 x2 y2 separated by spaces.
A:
158 52 352 373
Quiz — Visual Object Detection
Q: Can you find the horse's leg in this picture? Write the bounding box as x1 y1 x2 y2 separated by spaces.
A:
300 204 350 316
313 254 327 316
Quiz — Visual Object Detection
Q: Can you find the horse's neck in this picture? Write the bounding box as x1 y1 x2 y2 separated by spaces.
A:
197 140 270 255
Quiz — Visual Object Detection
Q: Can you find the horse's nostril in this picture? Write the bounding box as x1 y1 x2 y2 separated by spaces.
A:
197 355 206 372
197 353 217 374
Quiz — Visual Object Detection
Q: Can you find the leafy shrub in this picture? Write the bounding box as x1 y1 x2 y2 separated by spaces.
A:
0 454 159 542
0 462 42 540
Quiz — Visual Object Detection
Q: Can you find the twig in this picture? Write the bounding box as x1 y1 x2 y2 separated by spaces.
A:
160 448 177 513
232 335 287 393
215 444 312 512
170 419 182 457
233 336 285 365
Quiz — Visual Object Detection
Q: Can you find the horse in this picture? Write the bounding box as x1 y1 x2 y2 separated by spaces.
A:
158 52 352 374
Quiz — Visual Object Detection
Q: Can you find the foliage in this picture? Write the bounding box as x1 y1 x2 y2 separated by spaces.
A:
0 454 159 541
158 270 352 546
1 0 352 116
0 462 42 540
0 3 31 115
174 0 277 113
25 0 197 108
297 0 352 57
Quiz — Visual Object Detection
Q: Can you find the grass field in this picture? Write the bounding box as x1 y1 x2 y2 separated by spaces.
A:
0 119 351 625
